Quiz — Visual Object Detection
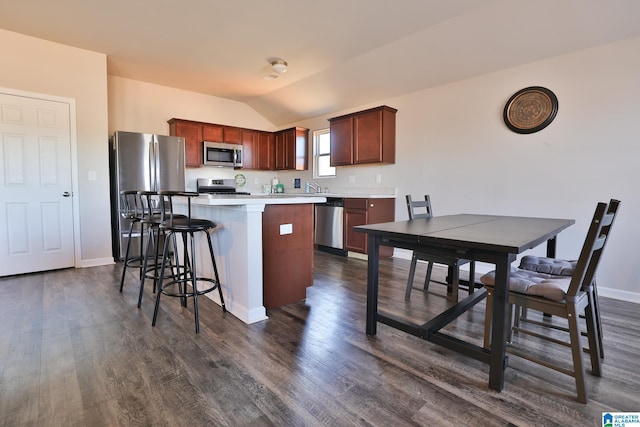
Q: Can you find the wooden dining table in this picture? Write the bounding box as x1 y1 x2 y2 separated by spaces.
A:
354 213 575 392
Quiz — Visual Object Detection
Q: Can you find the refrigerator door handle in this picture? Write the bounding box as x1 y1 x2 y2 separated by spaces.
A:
149 137 157 192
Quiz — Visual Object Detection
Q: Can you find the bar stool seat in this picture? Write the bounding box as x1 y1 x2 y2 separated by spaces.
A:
152 191 226 333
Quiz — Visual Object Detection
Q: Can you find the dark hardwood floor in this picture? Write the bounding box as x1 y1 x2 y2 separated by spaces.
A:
1 251 638 426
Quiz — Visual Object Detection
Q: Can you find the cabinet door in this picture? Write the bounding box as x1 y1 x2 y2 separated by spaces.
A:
241 129 258 169
329 105 396 166
274 131 286 170
354 107 396 164
344 198 395 257
329 116 353 166
294 127 309 170
224 126 242 144
353 109 383 164
202 123 224 142
344 208 368 253
169 119 202 168
274 128 308 170
257 131 274 170
284 129 296 170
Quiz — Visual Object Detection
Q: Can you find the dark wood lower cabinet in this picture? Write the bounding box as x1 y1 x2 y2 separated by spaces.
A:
344 198 395 258
262 204 314 309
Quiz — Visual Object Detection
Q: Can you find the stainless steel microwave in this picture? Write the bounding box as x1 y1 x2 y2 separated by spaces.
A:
203 141 243 167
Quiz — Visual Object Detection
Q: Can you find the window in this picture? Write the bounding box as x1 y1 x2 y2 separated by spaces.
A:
313 128 335 178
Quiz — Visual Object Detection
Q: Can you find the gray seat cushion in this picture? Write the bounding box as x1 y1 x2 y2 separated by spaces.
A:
519 255 577 276
480 267 571 301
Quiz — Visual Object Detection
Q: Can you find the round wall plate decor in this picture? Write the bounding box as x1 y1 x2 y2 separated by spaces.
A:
234 173 246 188
503 86 558 134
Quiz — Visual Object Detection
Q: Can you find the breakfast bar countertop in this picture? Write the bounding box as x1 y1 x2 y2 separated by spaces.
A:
191 193 397 205
192 194 328 206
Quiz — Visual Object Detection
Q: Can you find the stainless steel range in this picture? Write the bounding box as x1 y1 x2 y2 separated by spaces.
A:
196 178 251 195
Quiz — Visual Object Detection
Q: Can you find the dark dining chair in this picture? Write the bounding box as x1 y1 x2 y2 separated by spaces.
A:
404 195 476 301
480 199 620 403
517 255 605 357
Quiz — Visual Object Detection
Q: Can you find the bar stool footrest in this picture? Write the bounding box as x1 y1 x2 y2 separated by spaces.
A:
159 278 220 298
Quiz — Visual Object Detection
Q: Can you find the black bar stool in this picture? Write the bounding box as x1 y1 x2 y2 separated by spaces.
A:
152 191 226 333
119 190 145 292
136 191 187 309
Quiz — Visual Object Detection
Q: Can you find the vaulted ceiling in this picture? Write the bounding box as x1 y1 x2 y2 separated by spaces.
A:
1 0 639 126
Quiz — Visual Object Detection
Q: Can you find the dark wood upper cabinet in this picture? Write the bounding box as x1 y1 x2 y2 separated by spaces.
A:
329 105 397 166
202 123 242 144
223 126 242 144
202 123 224 142
274 130 286 170
169 118 307 170
294 127 309 171
241 129 258 170
329 115 354 166
257 131 274 170
168 118 203 168
274 127 309 171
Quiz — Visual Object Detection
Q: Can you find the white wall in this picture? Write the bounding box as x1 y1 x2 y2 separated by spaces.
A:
0 29 111 266
289 36 640 302
108 76 279 191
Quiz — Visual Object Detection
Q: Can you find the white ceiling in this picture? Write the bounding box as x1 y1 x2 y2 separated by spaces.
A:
1 0 639 126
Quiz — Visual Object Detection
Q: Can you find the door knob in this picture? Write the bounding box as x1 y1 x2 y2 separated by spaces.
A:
62 192 71 197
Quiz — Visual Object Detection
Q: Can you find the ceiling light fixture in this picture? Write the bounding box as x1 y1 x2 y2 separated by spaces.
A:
271 59 288 74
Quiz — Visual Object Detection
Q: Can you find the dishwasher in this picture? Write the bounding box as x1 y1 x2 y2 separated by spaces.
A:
314 198 346 255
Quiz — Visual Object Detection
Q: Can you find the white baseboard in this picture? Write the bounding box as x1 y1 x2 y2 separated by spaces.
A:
77 257 115 268
347 251 368 261
598 287 640 304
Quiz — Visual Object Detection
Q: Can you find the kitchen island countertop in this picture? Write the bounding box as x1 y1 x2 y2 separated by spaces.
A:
192 194 327 205
174 194 327 324
249 192 396 199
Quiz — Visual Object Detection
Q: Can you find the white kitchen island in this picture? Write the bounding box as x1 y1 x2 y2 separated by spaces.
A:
174 194 326 324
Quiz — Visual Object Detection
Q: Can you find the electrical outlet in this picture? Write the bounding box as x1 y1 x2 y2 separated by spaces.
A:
375 174 382 183
348 175 356 184
280 223 293 235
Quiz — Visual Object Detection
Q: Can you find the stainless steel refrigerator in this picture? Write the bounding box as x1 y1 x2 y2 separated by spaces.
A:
109 131 186 260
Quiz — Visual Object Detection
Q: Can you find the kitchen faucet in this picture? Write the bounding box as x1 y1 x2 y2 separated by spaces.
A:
305 180 323 193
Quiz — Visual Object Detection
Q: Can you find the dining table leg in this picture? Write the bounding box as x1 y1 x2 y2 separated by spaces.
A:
365 234 381 336
488 253 516 392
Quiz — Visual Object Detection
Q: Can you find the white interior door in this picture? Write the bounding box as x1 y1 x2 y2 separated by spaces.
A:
0 93 75 276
